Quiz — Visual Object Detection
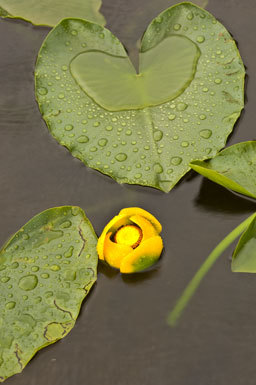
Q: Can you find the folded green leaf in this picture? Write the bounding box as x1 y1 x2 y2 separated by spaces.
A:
0 0 105 27
0 206 98 382
232 216 256 273
190 141 256 199
35 2 245 192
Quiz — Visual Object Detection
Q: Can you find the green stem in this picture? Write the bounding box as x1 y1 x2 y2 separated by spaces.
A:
168 213 256 327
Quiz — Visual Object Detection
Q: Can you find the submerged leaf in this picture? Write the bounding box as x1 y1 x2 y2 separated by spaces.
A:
232 216 256 273
35 3 245 192
190 142 256 199
0 0 105 27
0 206 98 382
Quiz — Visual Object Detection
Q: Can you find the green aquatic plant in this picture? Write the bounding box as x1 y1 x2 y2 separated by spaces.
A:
168 213 256 326
190 141 256 199
0 0 105 26
35 2 245 192
0 206 98 382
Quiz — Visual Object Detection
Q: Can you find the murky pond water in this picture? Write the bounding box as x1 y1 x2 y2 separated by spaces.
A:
0 0 256 384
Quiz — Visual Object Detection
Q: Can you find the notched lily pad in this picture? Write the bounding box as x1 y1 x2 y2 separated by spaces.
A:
232 216 256 273
0 206 98 382
190 141 256 199
35 2 245 192
0 0 105 27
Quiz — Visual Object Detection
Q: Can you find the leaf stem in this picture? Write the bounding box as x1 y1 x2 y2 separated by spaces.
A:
168 213 256 327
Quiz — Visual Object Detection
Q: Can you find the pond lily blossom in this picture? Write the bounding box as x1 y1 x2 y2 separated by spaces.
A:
97 207 163 273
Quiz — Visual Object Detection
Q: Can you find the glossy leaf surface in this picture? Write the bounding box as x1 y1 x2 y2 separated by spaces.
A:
190 142 256 199
35 3 245 192
232 216 256 273
0 206 98 382
0 0 105 26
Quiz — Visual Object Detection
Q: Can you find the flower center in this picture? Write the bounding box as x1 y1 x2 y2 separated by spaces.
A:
114 225 143 249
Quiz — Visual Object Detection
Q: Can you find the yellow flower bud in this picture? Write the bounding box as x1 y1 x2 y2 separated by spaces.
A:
97 207 163 273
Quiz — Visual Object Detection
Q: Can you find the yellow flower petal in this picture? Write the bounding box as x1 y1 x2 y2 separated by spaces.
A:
104 233 133 269
130 215 158 240
114 225 142 248
120 236 163 274
97 213 130 260
119 207 162 233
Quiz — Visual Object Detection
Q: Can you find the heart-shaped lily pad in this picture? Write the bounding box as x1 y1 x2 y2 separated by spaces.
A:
35 2 245 192
190 141 256 199
0 206 98 382
0 0 105 27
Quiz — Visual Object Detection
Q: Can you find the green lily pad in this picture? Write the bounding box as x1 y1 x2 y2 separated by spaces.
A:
0 206 98 382
0 0 105 27
190 141 256 199
232 216 256 273
35 2 245 192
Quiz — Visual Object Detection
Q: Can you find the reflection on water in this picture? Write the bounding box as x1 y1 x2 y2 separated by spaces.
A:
195 178 256 214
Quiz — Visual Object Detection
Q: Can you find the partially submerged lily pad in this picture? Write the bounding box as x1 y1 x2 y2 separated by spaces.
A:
35 2 245 192
0 0 105 27
190 141 256 199
0 206 98 382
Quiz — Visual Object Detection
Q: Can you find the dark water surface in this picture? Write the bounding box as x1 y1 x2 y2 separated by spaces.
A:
0 0 256 384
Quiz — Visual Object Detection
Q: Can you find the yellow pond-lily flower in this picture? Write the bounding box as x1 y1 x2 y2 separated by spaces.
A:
97 207 163 273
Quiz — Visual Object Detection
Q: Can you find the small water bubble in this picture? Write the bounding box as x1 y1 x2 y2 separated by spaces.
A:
31 266 39 272
98 138 108 147
10 262 19 269
64 246 74 258
71 30 78 36
168 114 176 121
105 125 113 131
153 130 163 141
214 78 222 84
154 163 163 174
60 220 72 229
135 173 142 179
196 35 205 43
41 273 50 279
19 275 38 291
173 24 181 31
177 103 188 111
38 87 48 96
99 33 105 39
200 129 212 139
5 302 16 310
61 65 68 71
65 124 73 131
1 277 10 283
77 135 89 143
34 296 42 304
199 114 206 120
115 153 127 162
171 157 182 166
181 141 189 147
187 12 194 20
50 265 61 271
